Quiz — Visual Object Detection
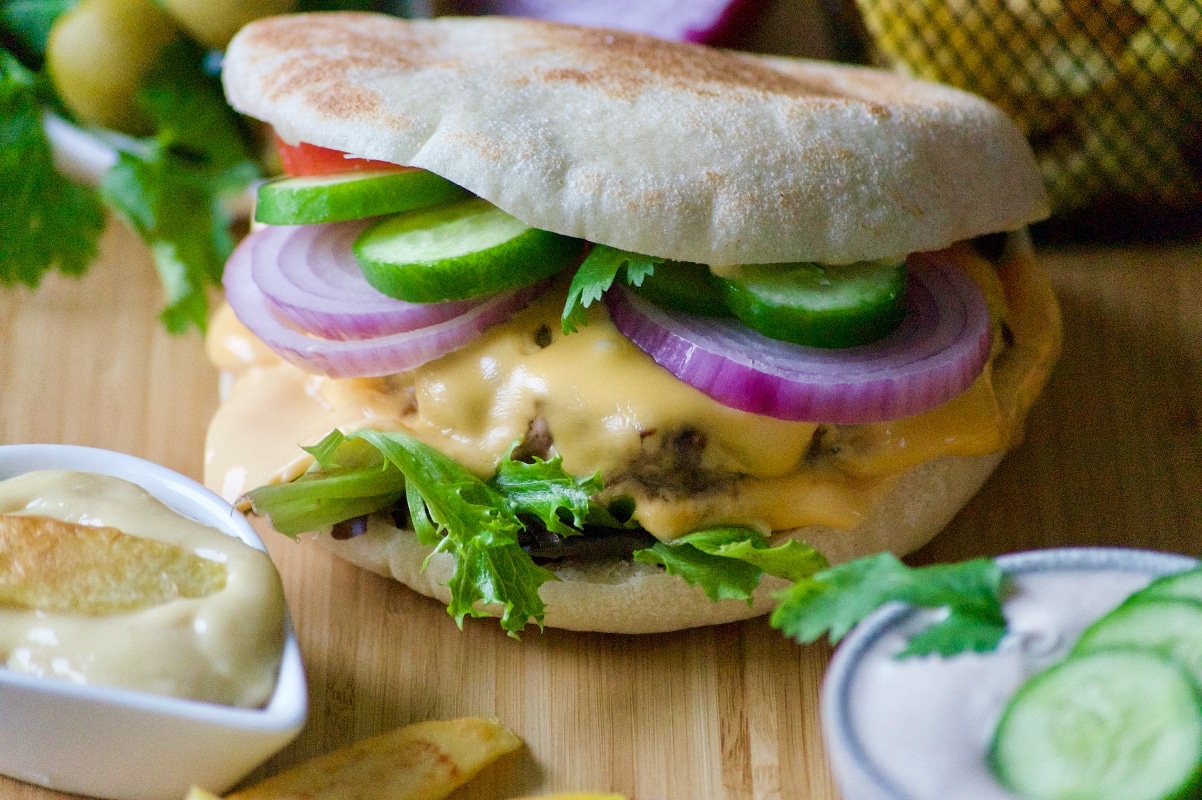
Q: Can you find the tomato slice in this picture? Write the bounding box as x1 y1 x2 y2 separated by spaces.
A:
274 133 405 176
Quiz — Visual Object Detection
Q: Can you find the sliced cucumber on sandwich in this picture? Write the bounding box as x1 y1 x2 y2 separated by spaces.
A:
717 258 908 348
255 168 470 225
353 197 583 302
253 158 912 347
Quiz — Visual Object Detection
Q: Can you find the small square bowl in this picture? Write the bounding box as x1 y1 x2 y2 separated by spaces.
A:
0 444 307 800
821 546 1201 800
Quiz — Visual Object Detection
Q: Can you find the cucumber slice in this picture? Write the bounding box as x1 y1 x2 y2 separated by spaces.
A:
1072 597 1202 687
718 258 907 348
1137 568 1202 604
255 168 469 225
353 197 582 303
632 260 731 317
990 649 1202 800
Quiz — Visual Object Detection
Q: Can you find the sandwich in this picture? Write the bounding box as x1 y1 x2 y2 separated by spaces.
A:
203 12 1061 635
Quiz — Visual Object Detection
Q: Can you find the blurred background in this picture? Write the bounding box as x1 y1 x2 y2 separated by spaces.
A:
837 0 1200 242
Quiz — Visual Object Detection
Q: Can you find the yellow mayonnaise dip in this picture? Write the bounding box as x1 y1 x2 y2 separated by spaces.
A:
0 470 285 708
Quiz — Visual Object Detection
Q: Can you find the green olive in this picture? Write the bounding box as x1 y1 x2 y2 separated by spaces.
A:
46 0 179 134
159 0 297 50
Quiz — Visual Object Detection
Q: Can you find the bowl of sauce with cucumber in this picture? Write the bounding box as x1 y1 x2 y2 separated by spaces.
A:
823 547 1202 800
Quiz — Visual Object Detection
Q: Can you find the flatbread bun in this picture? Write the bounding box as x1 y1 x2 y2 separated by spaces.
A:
223 12 1049 266
217 15 1061 633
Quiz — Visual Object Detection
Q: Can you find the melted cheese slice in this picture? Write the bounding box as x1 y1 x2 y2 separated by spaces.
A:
204 243 1059 541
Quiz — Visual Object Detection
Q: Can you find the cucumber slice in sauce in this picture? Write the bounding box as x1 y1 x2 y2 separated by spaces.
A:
1072 597 1202 688
255 168 469 225
1137 568 1202 604
353 197 582 303
990 649 1202 800
718 258 907 348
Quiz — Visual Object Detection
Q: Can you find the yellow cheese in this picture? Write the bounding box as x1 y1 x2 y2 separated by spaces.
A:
204 245 1058 541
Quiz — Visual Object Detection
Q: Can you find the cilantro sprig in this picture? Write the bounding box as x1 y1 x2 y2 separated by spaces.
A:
1 20 256 332
1 1 394 333
99 39 259 333
561 244 663 333
0 51 105 286
770 553 1009 657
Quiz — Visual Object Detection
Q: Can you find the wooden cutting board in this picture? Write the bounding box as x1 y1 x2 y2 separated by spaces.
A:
1 218 1199 799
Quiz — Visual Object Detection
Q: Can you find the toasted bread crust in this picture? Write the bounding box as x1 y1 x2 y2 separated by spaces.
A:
224 13 1048 265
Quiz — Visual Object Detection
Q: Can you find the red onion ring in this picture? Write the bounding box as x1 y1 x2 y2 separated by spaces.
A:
223 228 547 378
605 250 993 424
247 221 482 340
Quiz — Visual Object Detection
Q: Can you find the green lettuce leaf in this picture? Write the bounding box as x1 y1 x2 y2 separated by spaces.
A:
770 552 1008 657
633 527 828 603
320 429 557 635
245 428 589 637
634 540 764 603
561 244 662 333
241 428 1007 656
493 447 602 536
241 436 405 535
0 50 104 287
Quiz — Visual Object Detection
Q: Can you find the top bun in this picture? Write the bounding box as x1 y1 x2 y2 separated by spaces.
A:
223 13 1049 266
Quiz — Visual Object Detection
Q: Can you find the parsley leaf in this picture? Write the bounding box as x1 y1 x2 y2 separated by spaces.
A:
0 50 104 287
770 552 1008 657
561 244 662 333
1 0 76 63
100 39 259 333
634 527 828 603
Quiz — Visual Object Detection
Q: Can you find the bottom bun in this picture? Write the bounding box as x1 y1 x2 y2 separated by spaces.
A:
314 450 1003 634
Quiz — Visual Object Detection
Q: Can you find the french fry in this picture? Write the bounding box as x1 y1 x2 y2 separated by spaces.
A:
0 514 225 614
506 794 628 799
185 789 222 800
191 717 522 800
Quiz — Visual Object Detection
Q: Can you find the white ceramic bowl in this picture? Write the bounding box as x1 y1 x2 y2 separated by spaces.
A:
0 444 307 800
822 547 1200 800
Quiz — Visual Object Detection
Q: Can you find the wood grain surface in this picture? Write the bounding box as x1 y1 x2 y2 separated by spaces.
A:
0 218 1199 800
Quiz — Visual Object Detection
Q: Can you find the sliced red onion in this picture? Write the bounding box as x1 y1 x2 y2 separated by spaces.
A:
223 229 546 378
459 0 762 44
605 251 993 424
247 221 482 341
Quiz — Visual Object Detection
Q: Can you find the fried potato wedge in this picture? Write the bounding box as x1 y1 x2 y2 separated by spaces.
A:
0 514 225 614
507 794 628 799
185 789 222 800
192 717 522 800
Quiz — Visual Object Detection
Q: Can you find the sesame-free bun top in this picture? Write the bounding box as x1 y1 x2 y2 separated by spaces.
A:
223 12 1049 266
